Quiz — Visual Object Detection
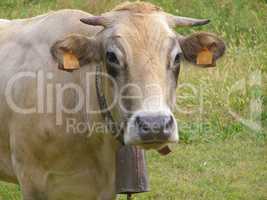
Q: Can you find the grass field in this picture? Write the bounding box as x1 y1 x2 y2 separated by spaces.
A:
0 0 266 200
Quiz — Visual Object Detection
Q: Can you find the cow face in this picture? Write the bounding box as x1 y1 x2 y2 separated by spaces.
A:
98 15 181 149
51 2 225 150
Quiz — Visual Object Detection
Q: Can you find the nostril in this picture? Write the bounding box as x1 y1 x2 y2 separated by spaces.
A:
135 116 150 133
135 116 141 126
141 124 150 132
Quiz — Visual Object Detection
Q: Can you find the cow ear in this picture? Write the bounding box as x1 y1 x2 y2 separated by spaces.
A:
179 32 226 67
51 34 101 72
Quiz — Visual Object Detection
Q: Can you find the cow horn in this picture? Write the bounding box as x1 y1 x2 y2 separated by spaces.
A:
80 16 108 27
169 15 210 27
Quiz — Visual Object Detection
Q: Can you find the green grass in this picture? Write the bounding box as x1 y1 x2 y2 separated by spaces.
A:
0 0 266 200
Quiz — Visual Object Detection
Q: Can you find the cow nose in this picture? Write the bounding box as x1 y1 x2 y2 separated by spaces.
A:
135 114 175 142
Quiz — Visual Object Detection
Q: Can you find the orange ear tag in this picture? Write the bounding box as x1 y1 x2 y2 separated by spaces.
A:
197 48 213 65
63 52 80 70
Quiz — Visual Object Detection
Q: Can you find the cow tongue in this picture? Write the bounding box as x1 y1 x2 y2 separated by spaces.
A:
157 145 172 156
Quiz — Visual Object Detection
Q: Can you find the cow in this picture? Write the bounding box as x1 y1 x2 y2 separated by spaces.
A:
0 1 225 200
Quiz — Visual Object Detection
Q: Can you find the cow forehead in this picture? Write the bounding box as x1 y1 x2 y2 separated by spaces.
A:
112 1 162 14
109 14 176 55
116 14 173 39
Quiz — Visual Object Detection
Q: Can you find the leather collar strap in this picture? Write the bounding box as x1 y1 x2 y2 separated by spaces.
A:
95 64 124 144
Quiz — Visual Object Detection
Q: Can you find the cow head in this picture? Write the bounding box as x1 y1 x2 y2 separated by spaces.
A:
51 2 225 150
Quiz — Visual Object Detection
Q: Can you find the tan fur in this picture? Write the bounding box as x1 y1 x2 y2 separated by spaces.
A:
113 1 162 13
115 15 173 105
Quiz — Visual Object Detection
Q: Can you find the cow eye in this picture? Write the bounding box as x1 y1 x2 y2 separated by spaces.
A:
174 53 181 65
106 51 119 65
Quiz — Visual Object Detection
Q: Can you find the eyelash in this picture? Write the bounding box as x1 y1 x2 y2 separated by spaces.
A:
168 52 181 70
106 51 123 77
106 51 119 65
174 53 181 65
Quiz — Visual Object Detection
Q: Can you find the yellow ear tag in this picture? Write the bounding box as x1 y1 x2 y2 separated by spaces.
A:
63 52 80 70
197 48 213 65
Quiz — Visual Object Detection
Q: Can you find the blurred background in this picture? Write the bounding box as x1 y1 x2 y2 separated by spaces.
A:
0 0 266 199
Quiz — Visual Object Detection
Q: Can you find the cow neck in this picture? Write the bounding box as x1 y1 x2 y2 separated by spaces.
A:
95 64 124 144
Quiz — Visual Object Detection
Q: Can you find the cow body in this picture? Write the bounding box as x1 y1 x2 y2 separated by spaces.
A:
0 10 118 200
0 2 226 200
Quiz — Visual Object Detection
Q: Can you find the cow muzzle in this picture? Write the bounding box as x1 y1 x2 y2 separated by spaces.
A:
124 110 179 149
